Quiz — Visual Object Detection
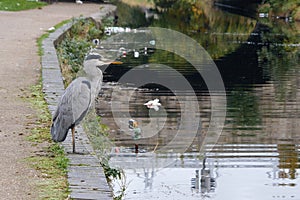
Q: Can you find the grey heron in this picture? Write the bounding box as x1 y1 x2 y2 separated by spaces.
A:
51 53 109 153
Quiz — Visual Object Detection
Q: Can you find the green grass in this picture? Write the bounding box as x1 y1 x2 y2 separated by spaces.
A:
24 19 73 198
26 17 101 199
27 18 79 199
29 83 52 124
37 33 49 56
26 144 69 200
0 0 47 11
25 80 70 199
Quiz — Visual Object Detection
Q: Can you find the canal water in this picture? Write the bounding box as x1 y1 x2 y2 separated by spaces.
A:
91 1 300 199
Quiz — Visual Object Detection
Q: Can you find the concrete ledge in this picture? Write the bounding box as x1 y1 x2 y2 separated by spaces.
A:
41 4 116 200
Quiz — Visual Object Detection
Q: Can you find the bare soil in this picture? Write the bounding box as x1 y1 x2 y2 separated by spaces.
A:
0 2 104 199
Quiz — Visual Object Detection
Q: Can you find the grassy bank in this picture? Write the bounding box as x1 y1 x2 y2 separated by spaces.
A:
26 81 69 199
56 17 103 86
23 21 73 199
0 0 47 11
27 17 107 199
56 17 127 199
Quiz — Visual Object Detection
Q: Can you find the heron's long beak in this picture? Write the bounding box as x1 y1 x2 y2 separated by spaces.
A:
111 61 123 65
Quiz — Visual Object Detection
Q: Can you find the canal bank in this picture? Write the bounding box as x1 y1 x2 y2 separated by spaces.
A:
41 4 116 199
0 2 118 199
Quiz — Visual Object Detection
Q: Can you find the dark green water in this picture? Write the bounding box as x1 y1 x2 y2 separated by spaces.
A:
94 1 300 199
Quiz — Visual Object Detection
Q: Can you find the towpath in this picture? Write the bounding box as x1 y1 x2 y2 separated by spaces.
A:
0 2 106 199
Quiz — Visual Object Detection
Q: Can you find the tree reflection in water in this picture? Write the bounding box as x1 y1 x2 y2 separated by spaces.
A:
91 0 300 199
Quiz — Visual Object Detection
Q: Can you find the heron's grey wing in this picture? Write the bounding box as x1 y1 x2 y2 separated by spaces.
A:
51 81 75 142
71 78 92 125
51 78 91 142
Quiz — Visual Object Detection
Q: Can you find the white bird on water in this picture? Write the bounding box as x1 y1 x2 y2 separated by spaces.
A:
144 98 161 111
76 0 83 4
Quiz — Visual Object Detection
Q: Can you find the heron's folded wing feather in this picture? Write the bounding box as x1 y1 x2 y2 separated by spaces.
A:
71 79 92 125
51 78 91 142
55 78 91 128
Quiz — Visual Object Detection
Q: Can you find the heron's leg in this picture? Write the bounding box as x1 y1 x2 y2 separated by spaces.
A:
72 127 75 153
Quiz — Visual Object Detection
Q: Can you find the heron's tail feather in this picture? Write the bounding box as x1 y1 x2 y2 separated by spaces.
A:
51 116 69 142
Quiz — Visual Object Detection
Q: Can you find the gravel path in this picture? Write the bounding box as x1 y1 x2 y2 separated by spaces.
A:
0 3 105 199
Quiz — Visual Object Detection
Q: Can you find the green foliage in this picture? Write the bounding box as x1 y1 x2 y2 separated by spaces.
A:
256 1 300 102
56 18 103 85
153 0 176 9
262 0 300 18
83 113 109 138
101 16 115 27
100 158 127 200
68 17 103 40
101 159 122 180
116 0 256 59
59 37 91 73
82 112 127 199
88 26 102 39
113 0 150 28
56 16 129 199
0 0 47 11
82 112 114 158
265 0 299 10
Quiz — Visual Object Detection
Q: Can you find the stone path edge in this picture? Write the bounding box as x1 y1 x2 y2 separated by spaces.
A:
41 4 116 200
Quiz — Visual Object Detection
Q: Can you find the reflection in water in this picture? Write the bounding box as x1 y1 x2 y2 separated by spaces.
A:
191 158 216 194
114 0 257 59
108 144 300 199
98 85 205 153
90 0 300 199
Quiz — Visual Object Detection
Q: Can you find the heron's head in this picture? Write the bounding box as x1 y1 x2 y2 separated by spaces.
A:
83 53 113 79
